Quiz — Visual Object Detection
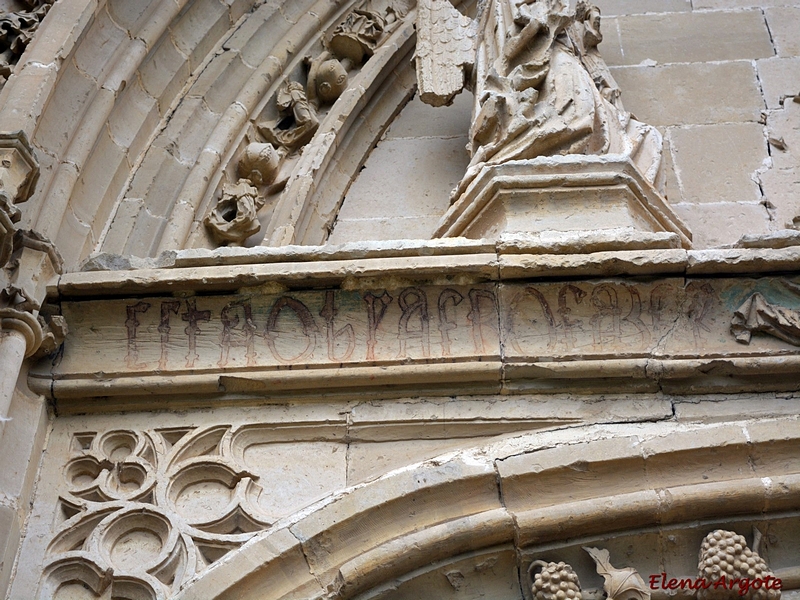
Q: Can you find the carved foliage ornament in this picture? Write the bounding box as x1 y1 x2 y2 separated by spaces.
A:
526 532 779 600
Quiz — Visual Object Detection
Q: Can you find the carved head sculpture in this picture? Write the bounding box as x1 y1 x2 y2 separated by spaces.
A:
315 59 349 104
238 142 280 186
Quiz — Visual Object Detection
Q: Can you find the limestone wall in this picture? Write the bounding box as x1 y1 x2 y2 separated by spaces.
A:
335 0 800 249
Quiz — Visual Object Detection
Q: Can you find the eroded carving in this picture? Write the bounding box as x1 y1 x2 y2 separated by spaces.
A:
0 0 54 81
204 143 278 245
731 287 800 346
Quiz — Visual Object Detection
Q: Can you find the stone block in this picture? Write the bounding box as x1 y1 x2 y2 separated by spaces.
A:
69 129 130 226
347 439 481 484
335 136 468 222
191 50 255 115
757 57 800 109
610 10 773 66
0 385 48 501
766 7 800 58
671 201 770 249
0 62 59 135
610 61 763 126
592 0 691 15
694 0 798 8
223 4 284 68
0 504 20 599
33 60 99 156
123 208 166 257
127 146 192 217
54 205 92 267
674 396 800 422
137 36 190 110
107 0 154 33
240 441 346 522
498 437 646 512
669 123 767 204
642 425 751 488
73 7 129 82
662 131 683 203
328 216 444 243
19 0 97 69
384 93 473 139
100 198 143 255
170 0 231 71
155 96 218 164
106 78 160 158
762 100 800 229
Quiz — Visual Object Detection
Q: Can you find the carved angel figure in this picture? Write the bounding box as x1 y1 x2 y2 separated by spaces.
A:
416 0 665 200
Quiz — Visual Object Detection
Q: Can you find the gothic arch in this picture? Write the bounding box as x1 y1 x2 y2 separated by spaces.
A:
167 419 800 600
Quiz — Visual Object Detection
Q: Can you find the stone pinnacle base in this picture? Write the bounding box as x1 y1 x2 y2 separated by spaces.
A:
434 156 693 249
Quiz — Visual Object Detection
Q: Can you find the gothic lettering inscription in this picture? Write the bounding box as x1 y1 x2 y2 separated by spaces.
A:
58 279 800 378
76 285 500 376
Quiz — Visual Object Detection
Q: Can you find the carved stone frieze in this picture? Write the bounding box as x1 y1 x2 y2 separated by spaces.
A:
204 143 278 245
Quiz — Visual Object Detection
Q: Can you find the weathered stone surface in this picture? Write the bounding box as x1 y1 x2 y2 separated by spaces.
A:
607 10 773 66
5 1 800 599
766 7 800 58
757 57 800 109
762 99 800 229
669 123 767 204
610 62 763 126
672 201 770 248
593 0 691 15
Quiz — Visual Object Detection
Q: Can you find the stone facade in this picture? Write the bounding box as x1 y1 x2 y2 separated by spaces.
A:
1 0 800 599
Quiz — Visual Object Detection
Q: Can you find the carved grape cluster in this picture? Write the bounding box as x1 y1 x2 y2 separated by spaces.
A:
697 530 779 600
531 561 582 600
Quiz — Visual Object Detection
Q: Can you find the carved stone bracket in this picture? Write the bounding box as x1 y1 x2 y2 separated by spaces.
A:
433 156 692 249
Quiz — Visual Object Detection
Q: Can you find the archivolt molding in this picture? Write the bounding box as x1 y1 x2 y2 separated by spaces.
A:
29 417 800 600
